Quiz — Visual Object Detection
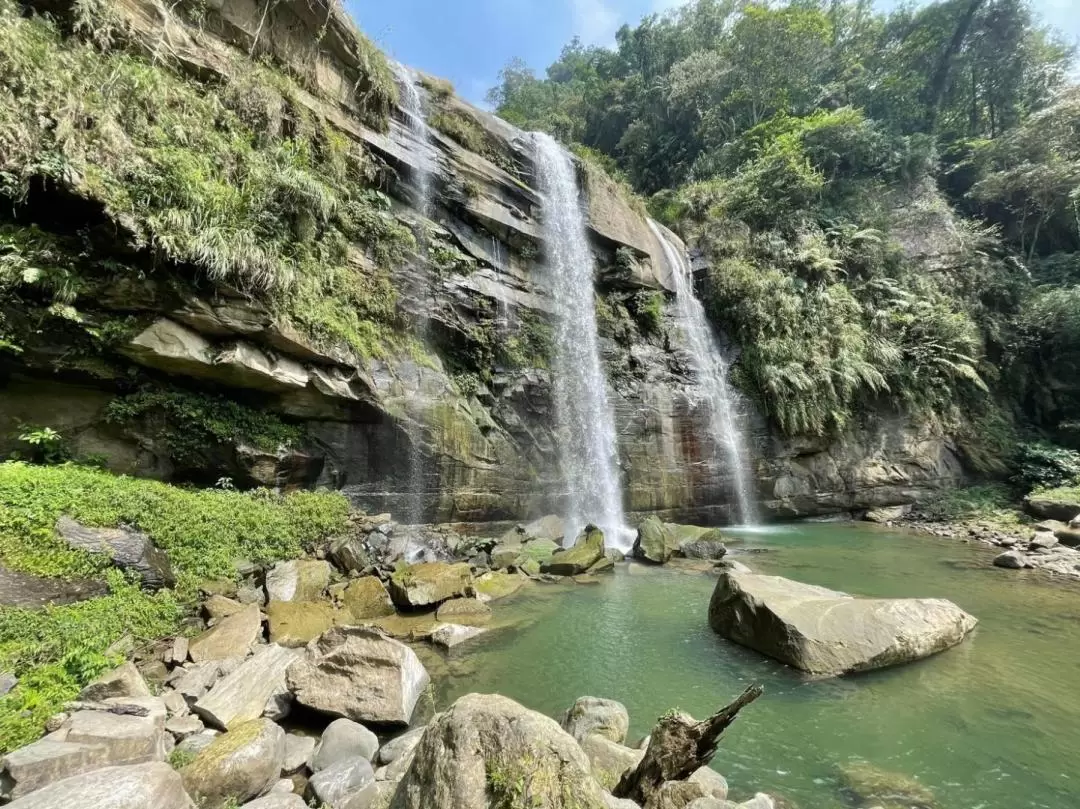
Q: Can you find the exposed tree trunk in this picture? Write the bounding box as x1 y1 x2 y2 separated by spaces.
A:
926 0 986 132
612 684 764 806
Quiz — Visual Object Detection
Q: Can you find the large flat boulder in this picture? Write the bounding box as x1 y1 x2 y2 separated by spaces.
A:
390 693 607 809
286 627 429 726
194 644 301 730
188 604 262 663
180 719 284 808
4 762 194 809
708 572 977 676
56 517 174 589
1 738 110 800
265 560 332 603
388 562 472 608
265 600 338 648
78 662 152 702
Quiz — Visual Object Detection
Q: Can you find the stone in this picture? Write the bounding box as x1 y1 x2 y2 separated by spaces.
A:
391 693 607 809
644 780 707 809
341 782 392 809
237 582 267 607
174 731 218 758
1024 496 1080 523
1030 532 1059 550
286 626 430 726
265 560 332 603
685 800 735 809
330 536 373 574
633 517 678 564
435 597 492 626
864 505 912 523
580 734 644 790
523 515 566 542
707 571 978 676
0 672 16 697
342 577 396 620
282 733 316 774
1054 525 1080 547
203 595 245 623
521 538 561 563
165 715 205 739
430 623 488 649
473 571 526 600
490 543 526 570
993 550 1029 569
306 756 375 806
605 794 644 809
561 696 630 744
194 644 301 730
688 767 728 800
0 566 108 608
78 662 152 702
0 739 111 800
520 559 542 577
587 556 616 574
737 796 775 809
266 600 338 648
376 728 424 766
387 562 472 608
312 718 380 771
170 636 190 665
56 517 175 589
837 761 935 809
62 698 168 767
544 527 605 576
181 719 285 808
241 795 308 809
170 661 230 702
3 762 194 809
188 604 262 663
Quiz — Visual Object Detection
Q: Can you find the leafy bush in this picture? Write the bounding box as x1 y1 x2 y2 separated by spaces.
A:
918 485 1024 527
1012 441 1080 493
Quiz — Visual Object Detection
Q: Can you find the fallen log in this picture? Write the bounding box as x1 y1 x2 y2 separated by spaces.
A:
612 684 764 806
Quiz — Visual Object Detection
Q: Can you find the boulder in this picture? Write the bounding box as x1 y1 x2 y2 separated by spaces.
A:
633 517 677 564
685 800 735 809
241 795 309 809
863 505 912 523
56 517 175 589
993 550 1029 569
0 566 107 608
561 697 630 744
837 760 935 809
1054 524 1080 547
523 515 566 542
687 767 728 801
170 661 233 702
203 595 245 623
376 728 425 766
587 556 615 574
521 538 561 564
0 739 111 800
266 600 338 648
707 571 977 676
490 543 526 570
61 698 168 767
1023 496 1080 522
430 623 487 649
388 562 472 608
78 662 152 702
282 733 316 774
166 715 205 739
474 571 526 600
312 718 380 771
286 627 430 726
188 604 262 663
390 693 607 809
180 719 285 808
644 780 707 809
341 782 393 809
580 734 644 790
677 538 727 561
544 527 605 576
435 598 492 626
605 794 644 809
4 762 194 809
265 560 332 603
194 644 301 730
330 536 373 574
174 731 218 758
737 796 775 809
342 577 395 620
307 756 375 806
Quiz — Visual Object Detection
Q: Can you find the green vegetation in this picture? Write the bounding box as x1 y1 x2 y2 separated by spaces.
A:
105 388 304 465
918 485 1025 528
0 0 413 359
0 462 348 751
488 0 1079 469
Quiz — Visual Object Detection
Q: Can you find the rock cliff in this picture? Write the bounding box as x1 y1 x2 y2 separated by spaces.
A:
0 0 962 523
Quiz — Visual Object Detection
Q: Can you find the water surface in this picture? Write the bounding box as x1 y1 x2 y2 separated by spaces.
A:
433 523 1080 808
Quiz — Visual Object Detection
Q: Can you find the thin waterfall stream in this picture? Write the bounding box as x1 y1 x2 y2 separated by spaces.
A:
532 133 630 549
648 219 757 525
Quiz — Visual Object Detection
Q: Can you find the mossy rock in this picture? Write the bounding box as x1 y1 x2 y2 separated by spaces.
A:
436 597 492 627
521 538 560 563
265 600 339 648
543 527 604 576
632 516 678 564
180 718 285 808
489 543 526 570
342 576 396 620
519 559 542 578
474 571 526 600
837 761 936 809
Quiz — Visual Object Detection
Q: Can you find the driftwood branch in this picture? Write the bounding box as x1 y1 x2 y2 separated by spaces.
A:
612 684 764 805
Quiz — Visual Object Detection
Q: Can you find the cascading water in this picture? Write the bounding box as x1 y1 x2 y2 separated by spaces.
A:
532 133 630 549
393 62 435 216
648 219 758 525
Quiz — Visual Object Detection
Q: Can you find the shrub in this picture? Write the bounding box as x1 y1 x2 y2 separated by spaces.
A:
1012 441 1080 493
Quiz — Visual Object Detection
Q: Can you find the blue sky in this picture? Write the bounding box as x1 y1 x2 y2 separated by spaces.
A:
347 0 1080 106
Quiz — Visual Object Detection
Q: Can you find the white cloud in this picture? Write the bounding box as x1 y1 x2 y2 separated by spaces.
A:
570 0 620 45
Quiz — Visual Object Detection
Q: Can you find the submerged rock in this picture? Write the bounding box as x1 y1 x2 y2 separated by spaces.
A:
55 517 175 589
544 526 605 575
430 623 487 649
390 693 607 809
3 762 194 809
435 597 492 626
836 760 935 809
387 562 472 608
286 626 429 726
473 570 526 600
707 571 977 676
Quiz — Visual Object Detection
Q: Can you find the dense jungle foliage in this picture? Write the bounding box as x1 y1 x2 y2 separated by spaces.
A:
489 0 1080 468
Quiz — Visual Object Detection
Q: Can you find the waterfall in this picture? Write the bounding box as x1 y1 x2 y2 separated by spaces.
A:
648 220 758 525
532 133 630 549
393 63 435 216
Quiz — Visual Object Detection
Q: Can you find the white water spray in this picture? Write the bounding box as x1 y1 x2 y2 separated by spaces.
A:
532 133 630 549
648 219 758 525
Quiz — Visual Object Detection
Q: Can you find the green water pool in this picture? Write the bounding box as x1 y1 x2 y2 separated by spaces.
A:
430 522 1080 808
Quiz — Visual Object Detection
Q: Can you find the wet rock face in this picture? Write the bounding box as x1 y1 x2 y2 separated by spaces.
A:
708 571 977 676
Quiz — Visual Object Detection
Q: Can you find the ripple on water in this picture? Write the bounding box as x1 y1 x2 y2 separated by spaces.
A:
432 522 1080 808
